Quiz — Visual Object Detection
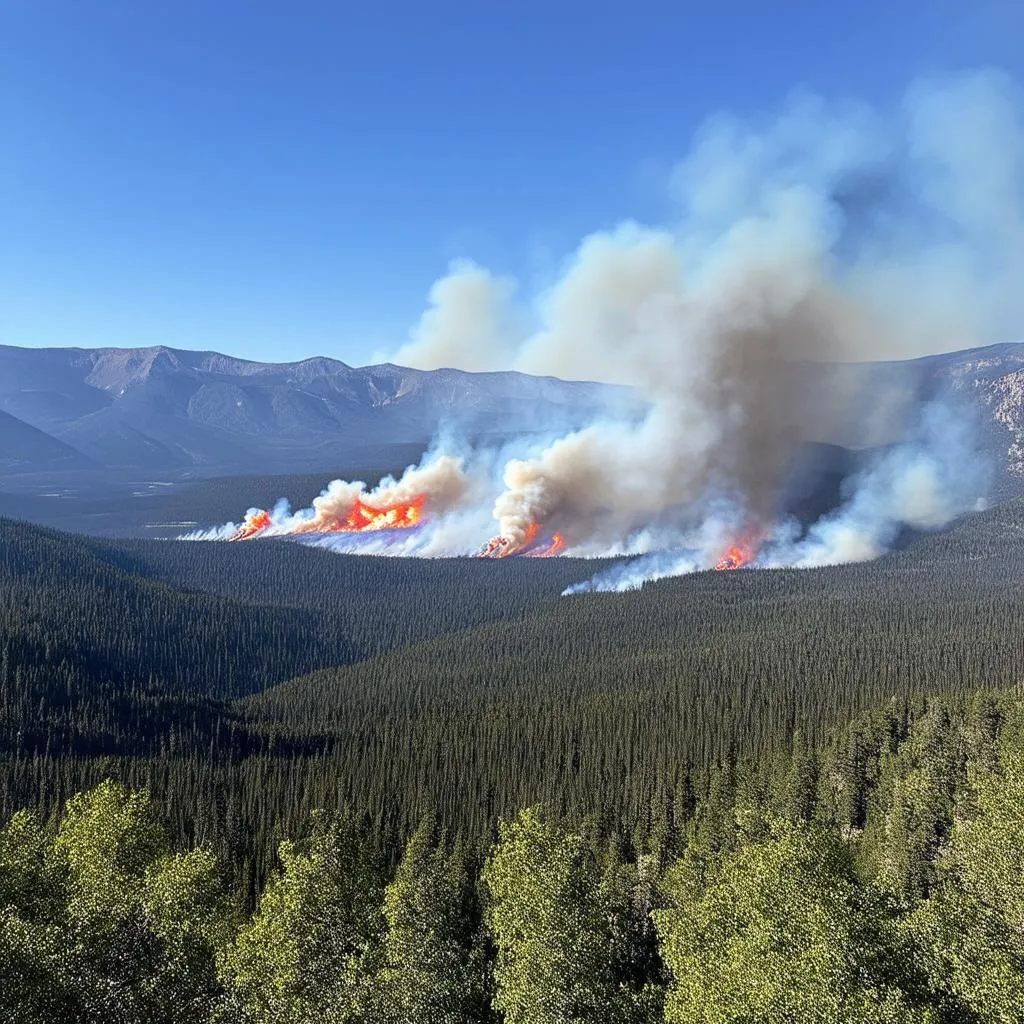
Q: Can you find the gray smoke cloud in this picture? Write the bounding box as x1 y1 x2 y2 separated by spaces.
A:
566 400 990 593
401 69 1024 378
767 401 990 569
388 69 1016 563
188 71 1011 576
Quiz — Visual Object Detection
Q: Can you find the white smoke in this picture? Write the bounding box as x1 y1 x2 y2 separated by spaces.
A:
180 520 250 542
181 455 472 544
766 402 991 569
187 70 1014 575
563 514 742 593
417 70 1016 563
564 401 991 591
298 456 468 533
401 70 1024 380
392 260 521 372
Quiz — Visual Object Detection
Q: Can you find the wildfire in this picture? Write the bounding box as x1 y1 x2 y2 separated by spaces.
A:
526 532 566 558
230 496 425 541
714 534 760 570
479 523 565 558
331 496 424 533
479 536 513 558
230 508 273 542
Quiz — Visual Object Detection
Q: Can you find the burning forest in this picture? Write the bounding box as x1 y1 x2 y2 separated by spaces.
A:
183 70 1018 590
185 389 988 593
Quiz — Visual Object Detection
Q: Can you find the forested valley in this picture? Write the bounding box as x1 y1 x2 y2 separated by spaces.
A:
2 503 1024 1021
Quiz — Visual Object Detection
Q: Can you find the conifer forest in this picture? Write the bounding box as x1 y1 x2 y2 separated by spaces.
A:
2 495 1024 1022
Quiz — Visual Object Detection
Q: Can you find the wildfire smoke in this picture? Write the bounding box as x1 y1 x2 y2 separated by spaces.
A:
186 71 1011 586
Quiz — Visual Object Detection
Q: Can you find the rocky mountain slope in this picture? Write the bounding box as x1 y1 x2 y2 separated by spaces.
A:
0 409 95 473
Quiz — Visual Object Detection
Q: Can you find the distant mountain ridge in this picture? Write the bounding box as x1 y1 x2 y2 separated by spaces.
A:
0 344 626 475
1 341 1023 484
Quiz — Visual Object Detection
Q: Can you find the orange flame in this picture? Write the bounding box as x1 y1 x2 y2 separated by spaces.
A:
480 522 566 559
332 496 424 533
231 496 426 541
545 532 566 557
479 535 511 558
714 533 760 570
230 508 273 542
526 532 566 558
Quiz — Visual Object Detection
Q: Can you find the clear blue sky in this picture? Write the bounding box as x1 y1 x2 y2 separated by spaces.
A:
3 0 1022 365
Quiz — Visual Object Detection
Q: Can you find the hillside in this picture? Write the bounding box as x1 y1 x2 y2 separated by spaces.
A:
7 686 1024 1023
1 501 1023 890
0 517 601 757
240 499 1024 836
0 409 94 472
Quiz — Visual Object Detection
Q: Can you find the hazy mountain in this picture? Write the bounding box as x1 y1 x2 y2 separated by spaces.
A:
0 344 628 475
921 341 1024 480
823 341 1024 494
1 341 1023 486
0 409 95 472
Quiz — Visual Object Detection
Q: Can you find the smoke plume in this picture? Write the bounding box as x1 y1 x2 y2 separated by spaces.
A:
768 402 990 569
183 455 470 542
301 456 468 533
188 70 1015 584
392 260 520 372
567 401 989 592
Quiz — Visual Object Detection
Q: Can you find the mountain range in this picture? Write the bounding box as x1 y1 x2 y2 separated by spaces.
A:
0 344 626 476
1 341 1023 488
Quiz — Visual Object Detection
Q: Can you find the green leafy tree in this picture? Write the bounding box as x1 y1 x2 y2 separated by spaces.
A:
372 816 489 1024
142 847 237 1021
55 780 169 931
0 809 64 920
0 810 80 1022
220 809 383 1024
482 806 635 1024
654 817 936 1023
53 780 231 1023
0 908 81 1024
907 753 1024 1022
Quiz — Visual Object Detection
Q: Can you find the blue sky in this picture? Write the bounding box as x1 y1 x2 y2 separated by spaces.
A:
2 0 1022 365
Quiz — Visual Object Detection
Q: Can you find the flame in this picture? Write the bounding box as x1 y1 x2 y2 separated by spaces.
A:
479 521 537 558
526 532 566 558
332 496 424 533
479 536 513 558
230 496 425 541
545 532 566 556
480 522 566 559
713 533 760 570
230 508 272 542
